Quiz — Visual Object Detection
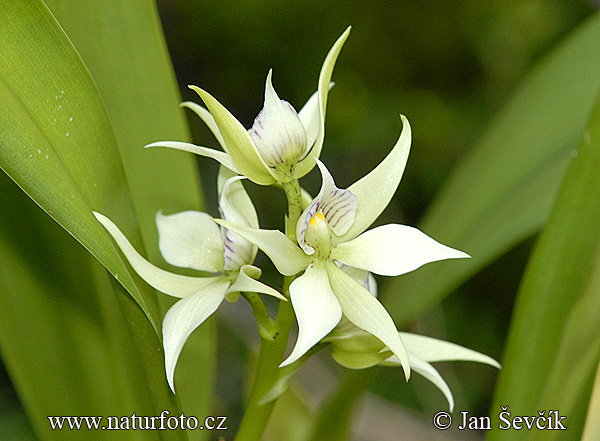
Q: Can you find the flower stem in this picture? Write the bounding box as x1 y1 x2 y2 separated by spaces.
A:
242 292 276 340
234 179 303 441
233 281 295 441
282 179 302 243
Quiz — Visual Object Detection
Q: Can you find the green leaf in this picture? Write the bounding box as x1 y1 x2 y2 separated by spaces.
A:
0 174 181 441
582 361 600 441
40 0 214 437
0 0 214 439
488 85 600 440
0 0 157 326
380 12 600 327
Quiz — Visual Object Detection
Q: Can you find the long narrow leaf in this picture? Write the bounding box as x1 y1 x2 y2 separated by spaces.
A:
42 0 215 435
488 87 600 440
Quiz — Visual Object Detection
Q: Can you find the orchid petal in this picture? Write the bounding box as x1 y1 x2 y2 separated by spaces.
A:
399 332 501 368
218 174 257 270
218 170 258 229
180 101 228 153
189 85 281 185
93 212 216 298
295 26 351 178
163 279 230 392
315 160 358 236
339 264 378 296
228 265 286 301
156 210 224 272
326 261 410 380
297 160 358 253
214 219 310 276
335 115 412 243
249 70 307 169
281 263 342 367
384 353 454 412
332 224 470 276
297 82 334 153
145 141 241 175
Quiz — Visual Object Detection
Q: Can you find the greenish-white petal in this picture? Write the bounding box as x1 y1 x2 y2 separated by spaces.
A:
93 212 217 297
214 219 310 276
180 101 228 152
219 175 257 269
297 83 334 153
249 70 307 170
163 278 230 393
326 261 410 380
332 224 470 276
399 332 501 368
156 210 224 272
295 27 351 178
339 264 378 296
219 173 258 229
281 263 342 367
228 264 286 300
190 85 281 185
335 115 412 244
384 353 454 412
145 141 241 175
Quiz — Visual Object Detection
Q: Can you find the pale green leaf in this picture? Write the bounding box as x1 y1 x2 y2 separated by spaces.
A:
488 79 600 441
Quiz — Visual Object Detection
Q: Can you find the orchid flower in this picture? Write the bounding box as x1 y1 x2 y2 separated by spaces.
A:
325 267 500 412
214 116 469 379
145 27 351 185
93 168 284 393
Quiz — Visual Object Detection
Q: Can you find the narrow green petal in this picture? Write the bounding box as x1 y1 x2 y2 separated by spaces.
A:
145 141 241 174
94 212 216 298
331 224 469 276
335 115 412 244
326 261 410 380
163 279 229 392
214 219 310 276
156 210 224 272
399 332 501 368
281 263 342 367
228 265 286 300
180 101 228 152
295 27 351 178
189 85 278 185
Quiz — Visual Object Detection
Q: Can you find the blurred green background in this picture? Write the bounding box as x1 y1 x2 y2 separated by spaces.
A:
2 0 598 439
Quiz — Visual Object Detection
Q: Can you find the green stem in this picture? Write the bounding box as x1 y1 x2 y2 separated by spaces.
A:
242 292 276 340
234 179 304 441
282 179 302 244
233 281 296 441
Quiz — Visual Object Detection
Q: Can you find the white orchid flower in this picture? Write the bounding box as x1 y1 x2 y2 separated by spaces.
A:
325 267 500 412
214 116 469 379
93 168 284 393
145 27 351 185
